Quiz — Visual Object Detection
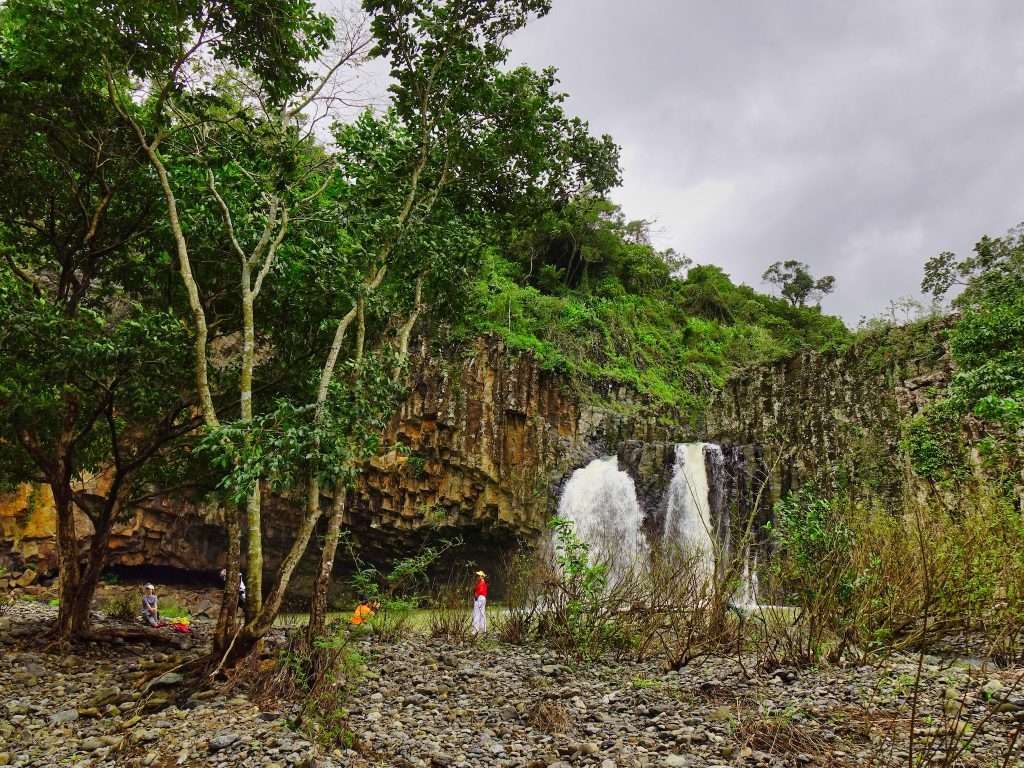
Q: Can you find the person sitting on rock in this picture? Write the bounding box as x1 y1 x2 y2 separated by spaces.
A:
350 595 375 625
141 583 159 627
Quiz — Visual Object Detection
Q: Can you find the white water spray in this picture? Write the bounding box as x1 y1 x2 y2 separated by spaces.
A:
557 456 645 575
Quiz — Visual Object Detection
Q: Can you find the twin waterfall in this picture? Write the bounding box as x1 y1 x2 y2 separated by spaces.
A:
557 442 761 607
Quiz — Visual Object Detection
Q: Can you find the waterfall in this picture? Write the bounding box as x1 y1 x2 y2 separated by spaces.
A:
665 442 760 606
556 446 763 606
557 456 645 575
733 553 761 609
663 443 717 577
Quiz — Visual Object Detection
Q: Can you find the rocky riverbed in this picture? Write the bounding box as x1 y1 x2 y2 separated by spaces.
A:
1 601 1022 767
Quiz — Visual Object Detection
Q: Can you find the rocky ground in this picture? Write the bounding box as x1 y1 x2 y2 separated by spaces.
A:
344 638 1024 768
1 600 1022 768
0 601 320 767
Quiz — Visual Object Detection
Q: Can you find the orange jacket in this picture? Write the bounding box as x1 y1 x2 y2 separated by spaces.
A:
350 603 374 625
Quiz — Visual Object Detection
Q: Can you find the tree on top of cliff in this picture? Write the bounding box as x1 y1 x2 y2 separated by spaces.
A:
916 226 1024 486
762 260 837 308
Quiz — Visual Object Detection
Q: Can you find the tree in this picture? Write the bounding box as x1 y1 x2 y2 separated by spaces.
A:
0 0 619 660
762 260 836 307
0 3 199 639
1 0 340 644
293 0 622 654
921 227 1024 460
99 0 619 663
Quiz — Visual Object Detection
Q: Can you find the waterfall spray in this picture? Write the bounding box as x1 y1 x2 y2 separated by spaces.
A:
557 456 646 576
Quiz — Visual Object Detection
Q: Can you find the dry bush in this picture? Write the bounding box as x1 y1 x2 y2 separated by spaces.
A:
248 622 369 749
931 496 1024 666
859 666 1024 767
369 601 415 643
736 711 831 762
428 579 473 643
525 521 738 664
754 488 1024 668
632 543 737 669
494 549 547 645
525 699 570 734
537 519 651 661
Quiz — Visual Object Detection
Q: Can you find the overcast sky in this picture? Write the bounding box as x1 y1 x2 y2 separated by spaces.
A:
504 1 1024 323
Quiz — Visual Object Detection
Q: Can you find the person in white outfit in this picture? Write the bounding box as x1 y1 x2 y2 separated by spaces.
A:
472 570 488 634
219 568 247 620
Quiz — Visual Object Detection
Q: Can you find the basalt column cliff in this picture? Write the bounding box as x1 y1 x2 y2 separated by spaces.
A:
0 337 675 590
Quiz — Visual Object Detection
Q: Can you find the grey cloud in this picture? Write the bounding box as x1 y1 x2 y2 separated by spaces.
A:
508 0 1024 322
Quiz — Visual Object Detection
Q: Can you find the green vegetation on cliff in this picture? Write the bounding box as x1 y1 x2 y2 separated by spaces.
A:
904 227 1024 489
455 196 850 410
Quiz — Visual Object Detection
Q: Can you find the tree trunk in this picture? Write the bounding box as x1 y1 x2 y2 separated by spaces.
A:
245 486 262 616
64 513 118 636
306 489 346 645
218 478 325 665
239 266 263 617
213 504 242 655
54 484 84 639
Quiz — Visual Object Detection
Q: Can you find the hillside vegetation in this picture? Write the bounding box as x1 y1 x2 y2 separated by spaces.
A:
455 196 850 410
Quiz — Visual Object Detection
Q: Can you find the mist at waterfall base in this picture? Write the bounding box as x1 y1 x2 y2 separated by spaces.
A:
556 456 647 576
556 444 761 608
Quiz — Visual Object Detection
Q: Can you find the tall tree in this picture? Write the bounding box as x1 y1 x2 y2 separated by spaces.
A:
762 259 836 307
0 3 200 639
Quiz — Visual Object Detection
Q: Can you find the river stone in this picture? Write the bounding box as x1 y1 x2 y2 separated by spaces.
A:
208 732 240 752
980 679 1004 699
51 709 78 724
80 736 105 751
152 672 184 687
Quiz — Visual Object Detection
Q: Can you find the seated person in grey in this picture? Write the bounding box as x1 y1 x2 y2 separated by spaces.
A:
141 583 159 626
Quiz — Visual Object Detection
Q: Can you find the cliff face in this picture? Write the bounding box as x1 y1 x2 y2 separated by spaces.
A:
0 323 965 593
705 319 954 501
0 337 675 589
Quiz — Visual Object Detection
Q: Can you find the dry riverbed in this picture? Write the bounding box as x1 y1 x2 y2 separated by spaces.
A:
1 601 1022 767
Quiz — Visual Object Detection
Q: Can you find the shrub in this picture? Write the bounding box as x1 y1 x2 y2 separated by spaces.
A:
539 517 638 661
428 580 473 643
493 549 546 645
345 537 463 644
636 543 735 669
102 592 138 621
250 623 367 750
158 599 191 620
760 486 1024 668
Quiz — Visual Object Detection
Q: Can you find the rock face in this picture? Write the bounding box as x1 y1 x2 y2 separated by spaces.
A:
705 319 954 501
0 337 677 594
0 322 965 596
